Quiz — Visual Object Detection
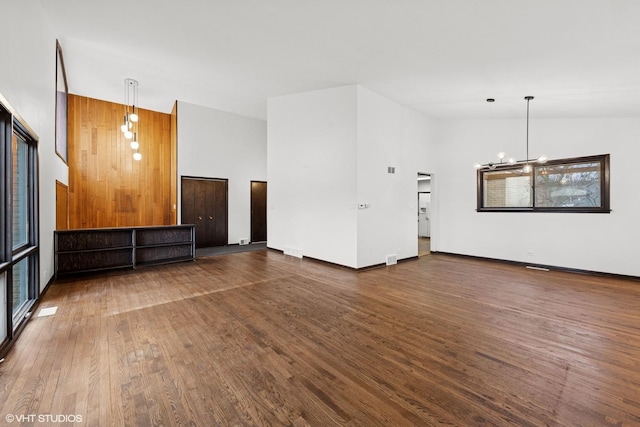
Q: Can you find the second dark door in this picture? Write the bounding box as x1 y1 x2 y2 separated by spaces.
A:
182 177 228 248
250 181 267 242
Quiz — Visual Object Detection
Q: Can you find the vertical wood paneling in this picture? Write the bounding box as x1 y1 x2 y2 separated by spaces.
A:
55 180 69 230
68 94 173 229
170 101 178 224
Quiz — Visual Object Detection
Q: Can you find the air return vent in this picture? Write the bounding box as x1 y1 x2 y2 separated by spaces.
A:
239 238 249 245
386 254 398 266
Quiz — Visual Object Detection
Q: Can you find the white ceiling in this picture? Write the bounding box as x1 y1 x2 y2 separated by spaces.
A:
39 0 640 120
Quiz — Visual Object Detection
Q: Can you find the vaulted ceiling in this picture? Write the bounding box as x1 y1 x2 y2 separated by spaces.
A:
40 0 640 120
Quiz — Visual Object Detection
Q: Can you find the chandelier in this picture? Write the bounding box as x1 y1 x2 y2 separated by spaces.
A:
120 78 142 161
475 96 546 171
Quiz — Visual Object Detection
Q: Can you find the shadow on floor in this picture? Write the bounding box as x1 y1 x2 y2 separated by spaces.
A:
196 242 267 258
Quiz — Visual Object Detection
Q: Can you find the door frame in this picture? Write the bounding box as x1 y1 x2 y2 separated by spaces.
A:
417 172 436 253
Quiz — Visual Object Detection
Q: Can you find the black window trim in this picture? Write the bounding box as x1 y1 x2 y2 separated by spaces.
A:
477 154 610 213
0 92 40 356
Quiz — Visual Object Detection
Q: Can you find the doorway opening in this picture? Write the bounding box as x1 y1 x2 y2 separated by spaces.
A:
418 173 431 257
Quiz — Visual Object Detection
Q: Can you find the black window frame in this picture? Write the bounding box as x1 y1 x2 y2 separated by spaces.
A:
0 94 40 357
477 154 610 213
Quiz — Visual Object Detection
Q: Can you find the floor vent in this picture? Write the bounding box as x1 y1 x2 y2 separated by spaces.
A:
386 254 398 266
239 238 249 245
38 306 58 317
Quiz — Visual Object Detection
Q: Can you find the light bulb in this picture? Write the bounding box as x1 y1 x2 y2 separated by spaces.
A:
128 121 133 129
124 130 133 139
130 112 138 122
508 158 516 164
130 141 139 150
537 155 548 164
474 163 482 169
121 123 128 133
133 152 142 161
497 152 506 161
523 164 532 173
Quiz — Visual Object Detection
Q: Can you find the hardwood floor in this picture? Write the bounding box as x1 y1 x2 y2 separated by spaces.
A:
1 251 639 426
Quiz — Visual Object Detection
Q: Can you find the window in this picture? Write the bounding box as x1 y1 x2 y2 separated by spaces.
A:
8 119 39 327
12 257 28 315
0 96 39 355
477 154 610 213
12 133 29 250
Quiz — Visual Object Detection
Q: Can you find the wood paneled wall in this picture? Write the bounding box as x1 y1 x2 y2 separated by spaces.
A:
68 94 174 228
170 101 178 224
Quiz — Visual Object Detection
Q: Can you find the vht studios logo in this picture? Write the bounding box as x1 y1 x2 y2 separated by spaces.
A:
5 413 83 423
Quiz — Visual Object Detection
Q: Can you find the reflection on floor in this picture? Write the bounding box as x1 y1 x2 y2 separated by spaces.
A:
419 237 431 257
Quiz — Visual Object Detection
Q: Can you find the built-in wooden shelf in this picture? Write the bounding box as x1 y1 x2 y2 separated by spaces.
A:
55 225 195 276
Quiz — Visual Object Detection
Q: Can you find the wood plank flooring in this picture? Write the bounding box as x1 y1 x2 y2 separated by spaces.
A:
1 251 640 426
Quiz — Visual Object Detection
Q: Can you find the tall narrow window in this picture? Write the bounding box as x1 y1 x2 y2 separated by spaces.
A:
9 122 38 325
12 133 28 250
12 257 28 315
0 272 6 343
0 96 39 350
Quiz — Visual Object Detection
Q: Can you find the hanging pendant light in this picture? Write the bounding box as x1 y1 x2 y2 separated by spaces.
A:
475 96 546 170
121 78 142 161
522 96 534 172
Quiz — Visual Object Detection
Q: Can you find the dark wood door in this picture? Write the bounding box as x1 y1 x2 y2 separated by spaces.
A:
181 177 228 248
251 181 267 242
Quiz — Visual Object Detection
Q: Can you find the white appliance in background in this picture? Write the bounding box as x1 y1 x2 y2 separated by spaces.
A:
418 193 431 238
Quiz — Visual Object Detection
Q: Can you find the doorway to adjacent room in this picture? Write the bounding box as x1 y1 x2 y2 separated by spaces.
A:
418 173 431 256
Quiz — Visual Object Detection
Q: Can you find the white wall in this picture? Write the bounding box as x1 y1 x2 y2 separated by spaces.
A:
1 0 68 290
436 117 640 276
268 85 436 269
177 101 267 244
356 86 435 267
268 86 359 267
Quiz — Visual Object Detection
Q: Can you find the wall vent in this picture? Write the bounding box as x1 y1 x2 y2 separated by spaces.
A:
239 238 249 245
386 254 398 266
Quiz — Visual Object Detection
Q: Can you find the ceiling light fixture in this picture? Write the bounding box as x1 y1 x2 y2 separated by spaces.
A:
475 96 546 171
121 78 141 161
